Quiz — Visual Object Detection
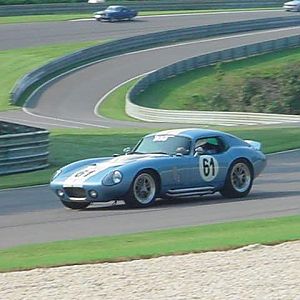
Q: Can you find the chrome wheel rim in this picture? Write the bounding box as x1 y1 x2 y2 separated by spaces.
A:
133 173 156 204
231 163 251 193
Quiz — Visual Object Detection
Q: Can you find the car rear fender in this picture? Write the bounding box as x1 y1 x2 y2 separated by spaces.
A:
244 140 262 151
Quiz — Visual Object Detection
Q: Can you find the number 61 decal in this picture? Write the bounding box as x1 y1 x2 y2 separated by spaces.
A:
199 155 219 182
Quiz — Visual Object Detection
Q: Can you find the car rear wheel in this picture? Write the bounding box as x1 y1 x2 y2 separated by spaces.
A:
220 159 253 198
125 171 158 208
61 200 90 210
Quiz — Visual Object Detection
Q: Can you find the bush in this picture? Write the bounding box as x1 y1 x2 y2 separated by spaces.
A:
206 62 300 115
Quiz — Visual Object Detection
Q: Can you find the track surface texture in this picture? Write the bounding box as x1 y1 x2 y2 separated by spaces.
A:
0 150 300 249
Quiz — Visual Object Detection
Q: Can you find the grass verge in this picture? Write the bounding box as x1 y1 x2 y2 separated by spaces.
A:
0 214 299 272
1 127 300 190
98 78 139 121
0 40 105 111
0 8 279 24
134 47 300 110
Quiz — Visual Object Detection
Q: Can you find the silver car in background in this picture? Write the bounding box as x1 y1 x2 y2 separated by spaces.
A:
283 0 300 11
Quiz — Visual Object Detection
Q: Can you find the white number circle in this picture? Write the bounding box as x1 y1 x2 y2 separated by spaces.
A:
199 155 219 182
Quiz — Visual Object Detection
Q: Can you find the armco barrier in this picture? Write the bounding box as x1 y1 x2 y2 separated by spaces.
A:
0 1 284 17
10 16 300 105
0 121 49 175
126 35 300 125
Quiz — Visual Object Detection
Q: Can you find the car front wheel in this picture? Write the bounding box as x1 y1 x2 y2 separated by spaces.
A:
125 171 158 208
61 200 90 210
220 159 253 198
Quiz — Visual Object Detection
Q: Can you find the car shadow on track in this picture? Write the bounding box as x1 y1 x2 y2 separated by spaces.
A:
84 189 300 212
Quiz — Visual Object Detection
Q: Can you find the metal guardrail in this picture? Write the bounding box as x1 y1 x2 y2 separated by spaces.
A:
10 16 300 105
126 35 300 126
0 121 49 175
0 1 284 17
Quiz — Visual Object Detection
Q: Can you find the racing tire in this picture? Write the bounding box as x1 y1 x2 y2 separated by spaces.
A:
125 171 158 208
220 159 253 198
61 200 90 210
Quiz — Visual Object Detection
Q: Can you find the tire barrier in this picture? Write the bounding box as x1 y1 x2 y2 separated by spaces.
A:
0 1 284 17
10 16 300 106
0 121 49 175
126 35 300 126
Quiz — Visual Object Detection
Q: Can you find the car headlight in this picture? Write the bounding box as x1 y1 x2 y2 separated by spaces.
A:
102 170 123 186
112 171 122 184
52 169 62 181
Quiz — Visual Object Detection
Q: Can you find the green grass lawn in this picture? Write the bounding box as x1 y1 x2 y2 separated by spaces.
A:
0 40 103 111
134 47 300 110
1 126 300 190
98 78 139 121
0 214 298 272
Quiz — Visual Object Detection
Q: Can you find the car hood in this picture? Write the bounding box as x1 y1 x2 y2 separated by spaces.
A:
60 154 167 185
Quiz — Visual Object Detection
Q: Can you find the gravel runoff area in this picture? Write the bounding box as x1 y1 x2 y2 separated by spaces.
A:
0 241 299 300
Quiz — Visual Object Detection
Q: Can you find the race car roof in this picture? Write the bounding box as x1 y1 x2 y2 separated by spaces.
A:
146 128 226 139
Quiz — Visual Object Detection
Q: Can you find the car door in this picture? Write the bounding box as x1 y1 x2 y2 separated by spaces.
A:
183 136 231 189
120 8 129 19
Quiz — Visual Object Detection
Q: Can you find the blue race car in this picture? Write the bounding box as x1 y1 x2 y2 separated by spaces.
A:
50 128 266 209
93 6 138 22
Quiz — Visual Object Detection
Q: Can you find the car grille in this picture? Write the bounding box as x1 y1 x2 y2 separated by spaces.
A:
64 187 86 199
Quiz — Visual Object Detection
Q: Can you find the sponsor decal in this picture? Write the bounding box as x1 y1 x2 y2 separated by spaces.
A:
153 135 172 142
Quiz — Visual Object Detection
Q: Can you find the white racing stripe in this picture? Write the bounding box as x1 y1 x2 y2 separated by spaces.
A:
62 155 149 187
63 162 112 187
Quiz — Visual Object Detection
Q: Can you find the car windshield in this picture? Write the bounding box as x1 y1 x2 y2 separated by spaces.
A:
106 6 122 12
132 135 191 155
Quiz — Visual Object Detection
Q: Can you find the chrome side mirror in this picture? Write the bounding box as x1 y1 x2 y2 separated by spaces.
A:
123 147 131 154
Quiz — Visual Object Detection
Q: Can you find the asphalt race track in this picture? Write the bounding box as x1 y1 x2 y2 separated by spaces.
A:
0 150 300 249
2 11 300 128
0 11 300 248
3 26 300 128
0 10 295 50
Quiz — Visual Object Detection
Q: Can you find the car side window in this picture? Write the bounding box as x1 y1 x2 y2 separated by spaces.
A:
194 137 227 155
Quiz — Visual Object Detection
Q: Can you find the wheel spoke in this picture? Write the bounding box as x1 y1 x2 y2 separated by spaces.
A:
133 173 156 204
231 162 251 193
